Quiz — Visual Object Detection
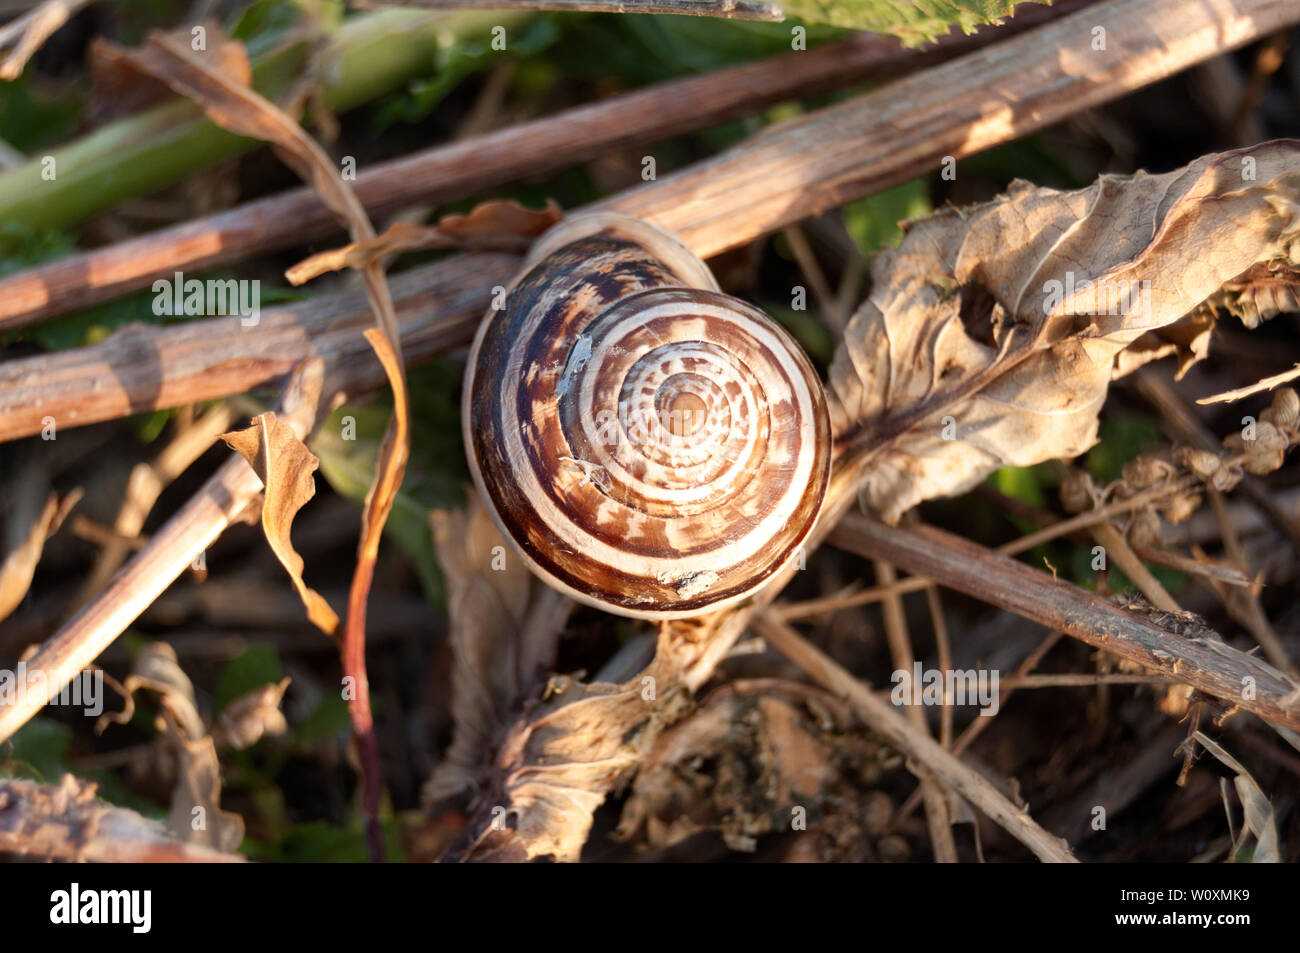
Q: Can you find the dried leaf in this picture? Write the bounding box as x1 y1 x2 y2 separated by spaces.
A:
287 199 563 285
213 677 292 750
449 616 720 862
829 141 1300 523
1194 731 1280 863
222 413 340 637
87 23 249 123
0 490 80 623
160 706 244 852
424 498 571 805
95 643 245 853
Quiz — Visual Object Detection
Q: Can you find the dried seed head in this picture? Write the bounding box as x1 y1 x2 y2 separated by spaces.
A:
1244 421 1287 475
1210 459 1244 493
1060 468 1098 514
1123 455 1173 491
1173 446 1222 481
1161 490 1202 524
1270 387 1299 430
1127 509 1162 548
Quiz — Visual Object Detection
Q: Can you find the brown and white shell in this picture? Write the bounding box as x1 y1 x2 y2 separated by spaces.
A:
462 212 830 619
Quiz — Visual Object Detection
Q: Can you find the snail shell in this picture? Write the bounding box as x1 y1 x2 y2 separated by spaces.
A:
463 212 830 619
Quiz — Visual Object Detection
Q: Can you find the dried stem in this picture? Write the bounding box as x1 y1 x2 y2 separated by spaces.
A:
0 0 91 81
0 364 323 746
895 631 1064 824
872 558 958 862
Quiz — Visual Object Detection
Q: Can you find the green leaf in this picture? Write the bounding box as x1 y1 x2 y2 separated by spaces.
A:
216 643 284 712
373 13 560 130
294 692 352 744
1085 415 1163 484
0 717 71 782
842 178 931 258
781 0 1025 47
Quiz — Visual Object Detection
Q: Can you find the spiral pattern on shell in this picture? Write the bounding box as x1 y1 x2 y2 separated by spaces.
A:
463 212 831 619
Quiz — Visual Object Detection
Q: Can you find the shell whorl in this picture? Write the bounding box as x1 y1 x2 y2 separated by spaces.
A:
463 212 830 619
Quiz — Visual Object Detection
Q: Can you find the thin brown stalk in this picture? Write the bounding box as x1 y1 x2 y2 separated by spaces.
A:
1089 522 1182 613
1129 543 1252 587
1205 487 1295 675
73 403 235 610
924 585 954 750
0 0 91 80
895 630 1064 823
1196 362 1300 404
872 559 958 862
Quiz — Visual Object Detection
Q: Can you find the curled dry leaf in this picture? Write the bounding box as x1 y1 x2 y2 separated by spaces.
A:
95 642 245 853
213 677 292 750
615 679 889 857
448 615 720 862
424 497 572 805
287 199 564 285
1193 731 1281 863
221 412 340 637
0 489 80 623
829 140 1300 524
88 21 250 123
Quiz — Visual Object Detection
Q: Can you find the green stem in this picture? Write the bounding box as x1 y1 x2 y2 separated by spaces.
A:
0 9 527 232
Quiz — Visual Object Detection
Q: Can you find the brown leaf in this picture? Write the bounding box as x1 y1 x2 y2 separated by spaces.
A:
287 199 563 285
160 705 244 853
221 413 339 637
88 23 250 123
0 490 81 623
829 141 1300 523
448 615 720 862
213 677 292 750
423 497 571 805
94 643 244 853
